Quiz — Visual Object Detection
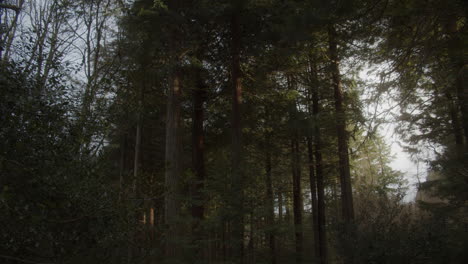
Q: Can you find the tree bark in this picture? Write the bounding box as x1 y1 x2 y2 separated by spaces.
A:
265 135 276 264
306 137 320 259
248 212 254 264
457 70 468 152
312 86 328 264
276 190 283 259
192 68 206 222
447 17 468 152
328 24 354 223
307 57 326 262
118 133 127 201
291 137 303 264
191 67 206 260
164 69 182 257
133 101 142 195
164 0 183 258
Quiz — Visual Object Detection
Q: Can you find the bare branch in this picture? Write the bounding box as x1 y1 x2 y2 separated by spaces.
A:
0 3 21 12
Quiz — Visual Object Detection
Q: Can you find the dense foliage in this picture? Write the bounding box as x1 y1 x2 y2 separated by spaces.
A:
0 0 466 263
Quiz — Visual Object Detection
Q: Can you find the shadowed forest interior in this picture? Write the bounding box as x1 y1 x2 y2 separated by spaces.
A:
0 0 467 263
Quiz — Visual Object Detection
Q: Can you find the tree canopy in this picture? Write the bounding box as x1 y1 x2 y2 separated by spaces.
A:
0 0 467 263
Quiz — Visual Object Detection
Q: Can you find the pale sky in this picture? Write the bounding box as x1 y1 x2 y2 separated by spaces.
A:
385 123 425 202
358 66 427 203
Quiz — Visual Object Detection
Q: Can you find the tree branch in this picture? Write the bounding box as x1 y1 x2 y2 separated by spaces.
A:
0 4 21 12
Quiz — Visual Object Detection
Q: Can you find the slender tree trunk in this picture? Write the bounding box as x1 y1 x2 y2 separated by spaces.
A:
447 17 468 152
307 137 320 258
127 84 143 263
328 24 354 223
164 69 182 258
149 207 154 226
192 67 206 260
276 190 283 259
192 68 206 221
119 133 127 201
310 59 328 264
133 102 142 195
230 5 244 262
1 0 24 61
164 0 183 258
291 137 303 264
457 72 468 151
314 124 328 264
265 135 276 264
40 15 62 90
278 192 283 220
248 212 254 264
306 58 319 260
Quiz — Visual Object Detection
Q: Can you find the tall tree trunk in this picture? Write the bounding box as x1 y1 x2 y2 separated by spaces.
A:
265 135 276 264
307 137 320 259
119 133 127 201
312 86 328 264
291 137 303 264
164 69 182 257
248 212 254 264
192 67 206 260
276 191 283 260
133 102 142 195
307 57 323 261
1 0 24 61
165 0 183 258
328 24 354 223
192 68 206 222
447 17 468 152
128 83 143 263
456 73 468 151
230 4 244 262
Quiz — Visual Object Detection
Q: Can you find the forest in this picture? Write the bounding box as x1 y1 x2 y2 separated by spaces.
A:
0 0 467 263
